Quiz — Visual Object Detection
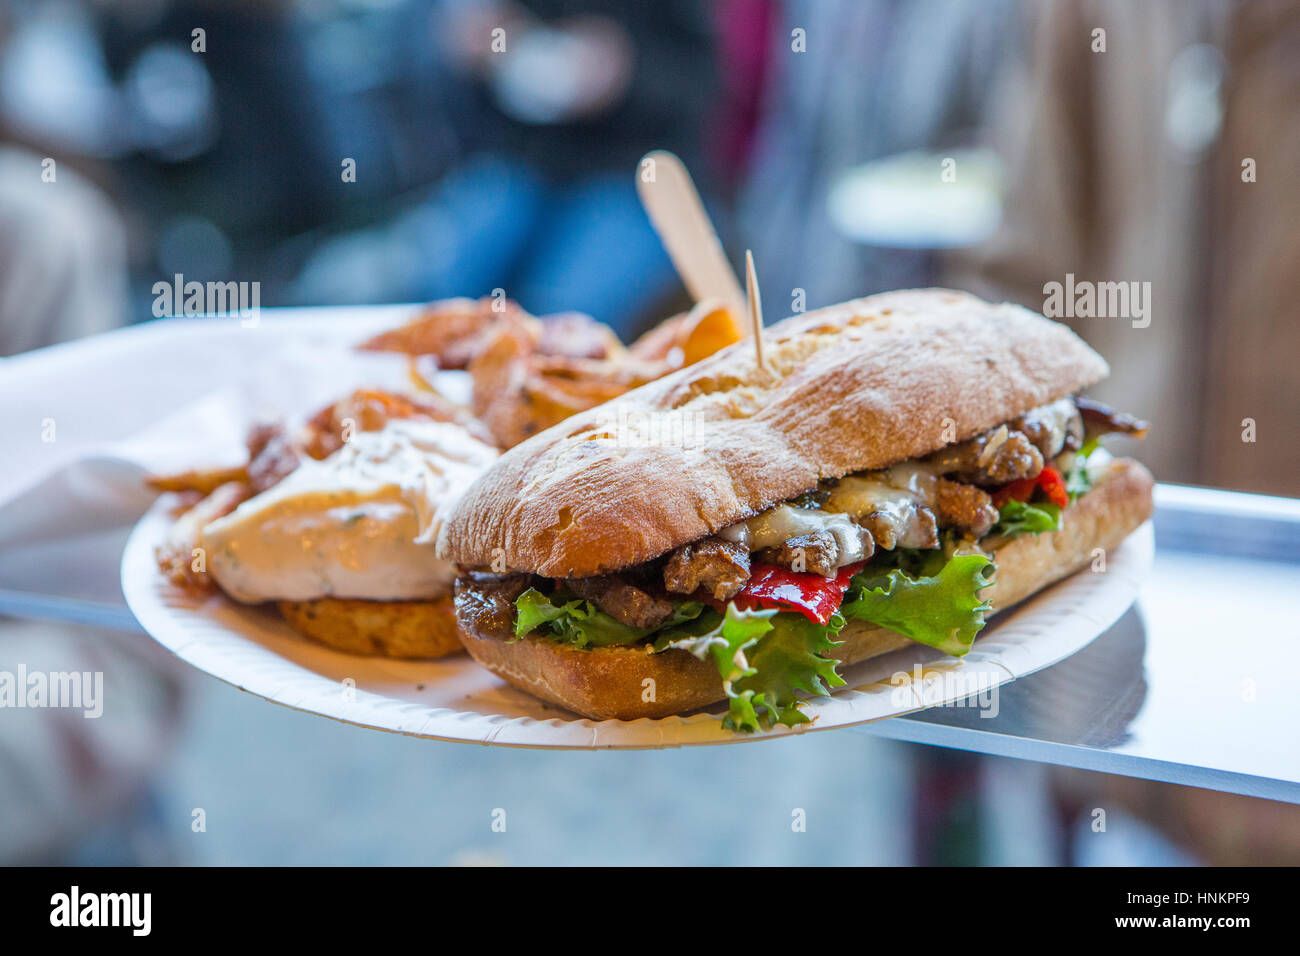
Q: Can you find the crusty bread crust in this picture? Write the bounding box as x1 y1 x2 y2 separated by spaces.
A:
456 458 1153 721
278 595 463 659
438 290 1109 577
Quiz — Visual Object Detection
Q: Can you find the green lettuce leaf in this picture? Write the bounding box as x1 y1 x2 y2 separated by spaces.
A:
993 499 1062 538
660 605 845 732
841 553 994 657
659 603 772 683
514 588 578 637
649 607 724 650
728 612 846 731
514 588 704 649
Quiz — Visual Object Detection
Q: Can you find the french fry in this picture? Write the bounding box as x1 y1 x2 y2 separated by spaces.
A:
146 465 247 495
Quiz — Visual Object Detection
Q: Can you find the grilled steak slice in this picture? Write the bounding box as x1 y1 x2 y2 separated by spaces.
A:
934 478 999 537
1076 396 1150 438
663 537 751 601
926 425 1044 485
758 530 840 577
566 575 675 630
861 504 941 551
455 571 535 642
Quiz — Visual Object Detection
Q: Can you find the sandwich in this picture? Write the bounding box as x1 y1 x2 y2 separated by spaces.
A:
153 388 499 659
437 289 1154 730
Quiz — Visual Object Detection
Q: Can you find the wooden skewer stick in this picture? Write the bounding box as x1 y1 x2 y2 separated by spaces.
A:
745 249 766 371
636 150 747 331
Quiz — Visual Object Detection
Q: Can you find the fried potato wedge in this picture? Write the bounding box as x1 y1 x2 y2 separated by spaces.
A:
680 302 743 365
276 595 463 659
628 299 742 367
357 297 512 368
300 387 494 459
465 312 684 447
537 311 625 362
360 297 625 370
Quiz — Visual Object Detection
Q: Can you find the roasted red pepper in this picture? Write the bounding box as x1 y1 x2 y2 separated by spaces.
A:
732 561 864 626
1036 466 1070 509
992 466 1069 510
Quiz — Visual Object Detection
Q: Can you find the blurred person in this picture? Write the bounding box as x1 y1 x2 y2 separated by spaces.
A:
0 5 182 865
0 620 185 864
0 147 127 355
0 2 129 354
0 143 181 860
292 0 716 336
0 145 181 860
949 0 1300 495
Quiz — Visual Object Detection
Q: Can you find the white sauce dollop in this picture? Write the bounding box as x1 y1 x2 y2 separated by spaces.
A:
202 419 498 603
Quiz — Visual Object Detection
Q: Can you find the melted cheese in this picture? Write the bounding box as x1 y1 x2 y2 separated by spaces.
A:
202 419 497 603
824 462 940 521
721 504 873 565
717 461 945 566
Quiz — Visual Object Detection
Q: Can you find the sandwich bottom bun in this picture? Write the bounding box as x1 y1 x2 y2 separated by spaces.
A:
457 457 1155 721
278 595 463 659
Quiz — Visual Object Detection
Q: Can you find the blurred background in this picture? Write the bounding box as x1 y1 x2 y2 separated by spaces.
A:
2 0 1299 865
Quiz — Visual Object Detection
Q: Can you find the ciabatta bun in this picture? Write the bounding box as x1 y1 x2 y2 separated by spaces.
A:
438 290 1108 577
456 458 1153 721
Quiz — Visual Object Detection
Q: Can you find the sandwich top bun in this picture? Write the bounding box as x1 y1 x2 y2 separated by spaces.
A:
437 289 1109 577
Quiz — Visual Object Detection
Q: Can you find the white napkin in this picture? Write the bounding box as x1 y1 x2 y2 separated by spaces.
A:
0 307 449 552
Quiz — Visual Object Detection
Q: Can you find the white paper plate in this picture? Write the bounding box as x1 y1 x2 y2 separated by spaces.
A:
122 500 1153 749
